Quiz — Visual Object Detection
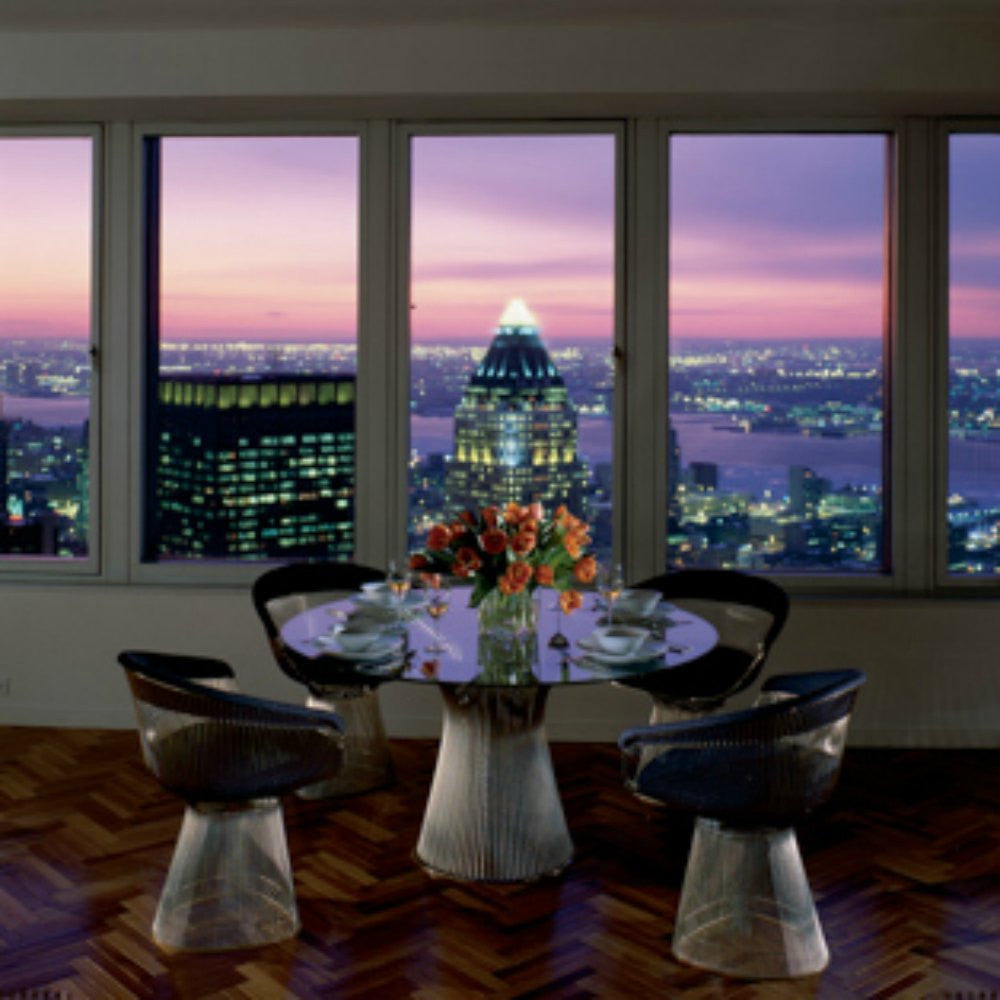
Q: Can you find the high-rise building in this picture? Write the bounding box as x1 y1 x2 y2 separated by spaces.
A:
153 373 355 560
789 464 829 517
446 299 588 515
689 461 719 492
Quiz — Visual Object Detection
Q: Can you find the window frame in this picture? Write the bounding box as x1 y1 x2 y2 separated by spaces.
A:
660 118 908 594
937 119 1000 590
129 122 368 587
392 119 629 569
0 113 988 597
0 124 102 579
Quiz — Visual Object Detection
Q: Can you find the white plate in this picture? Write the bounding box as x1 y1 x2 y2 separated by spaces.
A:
313 632 404 661
352 590 427 611
576 635 666 665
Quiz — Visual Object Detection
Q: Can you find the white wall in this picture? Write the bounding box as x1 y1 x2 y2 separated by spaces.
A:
0 4 998 746
1 7 1000 119
0 584 997 746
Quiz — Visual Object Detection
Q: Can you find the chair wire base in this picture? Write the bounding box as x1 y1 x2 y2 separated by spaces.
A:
153 798 298 951
673 818 829 978
416 684 573 882
297 688 393 798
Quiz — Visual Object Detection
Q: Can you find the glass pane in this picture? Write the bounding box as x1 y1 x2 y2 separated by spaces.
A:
948 134 1000 576
150 135 358 562
668 134 889 572
408 134 616 566
0 137 92 559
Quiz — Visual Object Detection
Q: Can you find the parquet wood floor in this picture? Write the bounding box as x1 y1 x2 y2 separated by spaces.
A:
0 728 997 999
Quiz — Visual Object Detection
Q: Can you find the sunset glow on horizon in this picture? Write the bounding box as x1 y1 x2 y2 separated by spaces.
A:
2 132 1000 344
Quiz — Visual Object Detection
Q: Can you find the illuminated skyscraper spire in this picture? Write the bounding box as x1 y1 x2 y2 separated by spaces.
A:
446 300 588 514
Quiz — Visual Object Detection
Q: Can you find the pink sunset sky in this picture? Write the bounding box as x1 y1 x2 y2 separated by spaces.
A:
1 132 999 344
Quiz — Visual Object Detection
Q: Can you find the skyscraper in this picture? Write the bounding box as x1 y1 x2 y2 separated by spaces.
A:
446 299 588 515
153 373 355 560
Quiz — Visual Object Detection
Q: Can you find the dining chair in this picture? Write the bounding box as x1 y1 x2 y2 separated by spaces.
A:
118 649 344 951
619 668 865 978
251 560 394 797
623 568 790 722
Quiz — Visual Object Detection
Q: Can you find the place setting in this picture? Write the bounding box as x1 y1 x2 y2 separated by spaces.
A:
572 622 668 678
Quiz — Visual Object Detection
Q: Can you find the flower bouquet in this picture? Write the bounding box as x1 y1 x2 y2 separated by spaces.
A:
409 502 595 614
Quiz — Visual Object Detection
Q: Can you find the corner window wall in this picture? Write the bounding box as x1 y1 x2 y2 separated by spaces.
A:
406 132 617 565
948 133 1000 576
143 134 359 563
667 134 891 573
0 134 95 563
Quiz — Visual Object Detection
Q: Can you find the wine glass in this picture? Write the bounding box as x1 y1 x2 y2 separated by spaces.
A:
600 563 625 624
424 576 451 653
387 560 411 610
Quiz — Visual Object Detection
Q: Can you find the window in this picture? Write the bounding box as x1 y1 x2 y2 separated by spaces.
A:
667 134 890 573
948 133 1000 576
143 134 359 563
407 132 616 564
0 135 94 562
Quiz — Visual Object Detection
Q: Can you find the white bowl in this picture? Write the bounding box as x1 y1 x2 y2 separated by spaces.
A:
593 625 649 657
360 581 393 604
615 588 661 618
336 628 382 652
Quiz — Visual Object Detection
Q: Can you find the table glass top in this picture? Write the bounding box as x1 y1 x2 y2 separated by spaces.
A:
280 586 718 688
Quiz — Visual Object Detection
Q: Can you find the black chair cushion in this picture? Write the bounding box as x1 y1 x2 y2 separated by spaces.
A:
634 742 845 828
151 720 343 803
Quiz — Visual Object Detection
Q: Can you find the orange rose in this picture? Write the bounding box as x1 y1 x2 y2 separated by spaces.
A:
535 564 555 587
459 509 477 527
564 535 583 560
504 502 525 524
560 589 583 614
506 560 534 589
498 574 518 595
528 502 544 522
480 528 508 556
426 523 452 551
573 555 597 584
510 527 537 556
409 553 430 571
481 506 499 528
453 547 482 577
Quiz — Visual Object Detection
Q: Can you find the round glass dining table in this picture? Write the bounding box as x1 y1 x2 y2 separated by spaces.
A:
280 586 718 882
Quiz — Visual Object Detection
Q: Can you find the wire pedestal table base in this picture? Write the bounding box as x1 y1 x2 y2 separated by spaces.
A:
415 683 572 882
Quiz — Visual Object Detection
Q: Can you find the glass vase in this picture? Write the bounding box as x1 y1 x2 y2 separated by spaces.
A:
476 588 538 683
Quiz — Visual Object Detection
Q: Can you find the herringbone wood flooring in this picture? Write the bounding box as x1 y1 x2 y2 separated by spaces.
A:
0 727 997 998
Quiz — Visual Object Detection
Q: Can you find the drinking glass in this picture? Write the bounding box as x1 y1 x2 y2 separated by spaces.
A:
387 560 411 610
424 576 451 653
600 563 625 624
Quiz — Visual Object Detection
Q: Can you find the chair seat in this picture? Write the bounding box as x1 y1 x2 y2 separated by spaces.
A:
634 742 844 828
152 720 343 802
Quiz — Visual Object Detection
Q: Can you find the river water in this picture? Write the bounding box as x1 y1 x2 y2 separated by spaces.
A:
6 394 996 506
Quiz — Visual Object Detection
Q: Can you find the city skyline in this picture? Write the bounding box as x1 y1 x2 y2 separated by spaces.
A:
4 133 1000 343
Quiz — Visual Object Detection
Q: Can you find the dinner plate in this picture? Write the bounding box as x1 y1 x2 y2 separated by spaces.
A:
352 590 427 611
576 635 667 666
313 632 404 661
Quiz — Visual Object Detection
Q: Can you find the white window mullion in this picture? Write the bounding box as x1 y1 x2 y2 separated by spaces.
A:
622 119 668 584
355 120 403 572
893 118 938 592
101 121 133 582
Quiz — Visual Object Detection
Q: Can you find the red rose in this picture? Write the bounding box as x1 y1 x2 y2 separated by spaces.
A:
426 523 452 551
480 529 507 556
